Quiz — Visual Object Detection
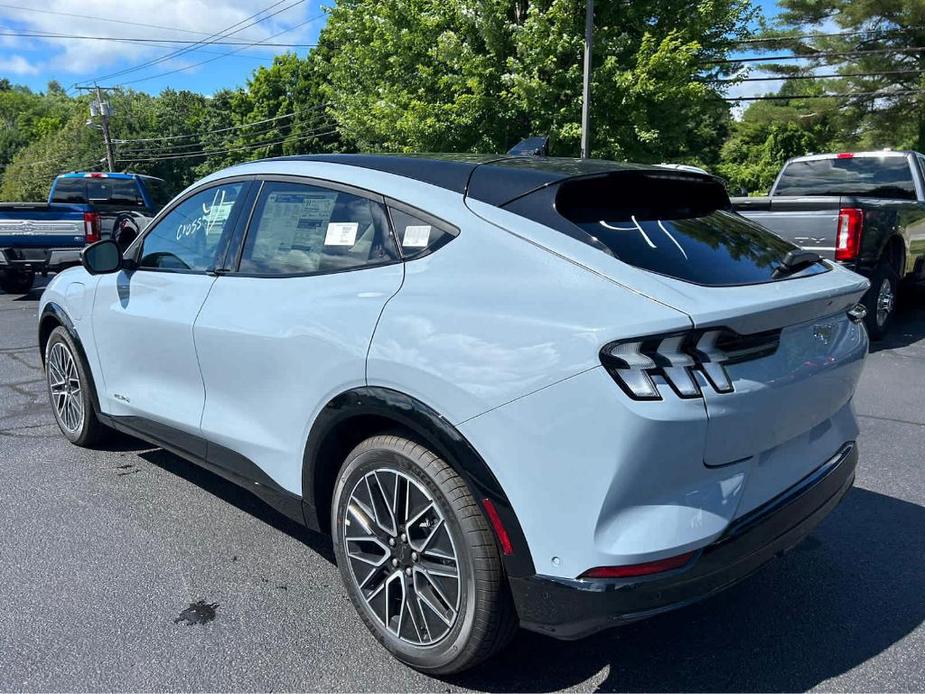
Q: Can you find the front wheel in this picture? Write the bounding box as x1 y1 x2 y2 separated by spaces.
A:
45 326 108 446
331 434 516 674
0 270 35 294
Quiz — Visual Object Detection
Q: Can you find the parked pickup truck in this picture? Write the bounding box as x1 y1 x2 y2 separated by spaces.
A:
0 172 169 295
732 151 925 338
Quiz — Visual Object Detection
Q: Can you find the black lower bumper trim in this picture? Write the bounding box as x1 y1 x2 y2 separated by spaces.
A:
510 442 858 640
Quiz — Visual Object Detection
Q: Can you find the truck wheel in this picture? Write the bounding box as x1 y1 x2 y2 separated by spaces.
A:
0 270 35 295
863 256 899 340
331 434 517 674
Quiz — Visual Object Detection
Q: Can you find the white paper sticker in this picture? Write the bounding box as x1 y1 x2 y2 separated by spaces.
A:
402 224 432 248
324 222 359 246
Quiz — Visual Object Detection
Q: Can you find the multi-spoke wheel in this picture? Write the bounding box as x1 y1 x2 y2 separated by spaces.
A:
332 435 517 674
863 255 899 340
45 326 107 446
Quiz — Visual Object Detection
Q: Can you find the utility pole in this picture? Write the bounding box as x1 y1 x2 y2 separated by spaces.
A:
580 0 593 159
77 85 116 171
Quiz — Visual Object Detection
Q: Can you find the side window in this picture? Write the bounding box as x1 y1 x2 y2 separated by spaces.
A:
388 205 458 259
239 181 398 275
50 178 85 203
139 182 245 272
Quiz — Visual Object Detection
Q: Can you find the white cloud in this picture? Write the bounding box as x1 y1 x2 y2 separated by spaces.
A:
0 54 39 75
0 0 319 82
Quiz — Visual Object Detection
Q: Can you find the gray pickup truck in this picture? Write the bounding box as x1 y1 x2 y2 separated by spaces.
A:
732 151 925 338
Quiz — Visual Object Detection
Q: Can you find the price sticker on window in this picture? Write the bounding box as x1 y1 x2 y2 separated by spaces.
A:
324 222 359 246
402 224 432 248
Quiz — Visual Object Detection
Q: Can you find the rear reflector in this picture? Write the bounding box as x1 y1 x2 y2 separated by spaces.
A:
482 499 513 555
835 208 863 261
83 211 101 244
579 551 695 579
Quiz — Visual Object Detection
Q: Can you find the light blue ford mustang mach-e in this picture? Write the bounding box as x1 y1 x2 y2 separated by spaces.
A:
39 154 870 673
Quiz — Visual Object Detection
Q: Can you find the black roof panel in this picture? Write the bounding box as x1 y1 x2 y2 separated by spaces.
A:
265 154 674 206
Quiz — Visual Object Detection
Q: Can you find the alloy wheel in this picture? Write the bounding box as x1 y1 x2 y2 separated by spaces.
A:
876 277 894 328
48 342 84 433
342 468 460 646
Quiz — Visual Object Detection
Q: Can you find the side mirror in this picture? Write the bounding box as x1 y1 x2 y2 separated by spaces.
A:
81 239 123 275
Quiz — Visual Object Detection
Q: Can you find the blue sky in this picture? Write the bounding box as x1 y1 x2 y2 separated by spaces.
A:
0 0 787 98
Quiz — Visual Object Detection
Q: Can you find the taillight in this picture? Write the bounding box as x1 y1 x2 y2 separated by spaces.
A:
835 208 863 261
600 328 779 401
83 211 101 244
579 551 696 579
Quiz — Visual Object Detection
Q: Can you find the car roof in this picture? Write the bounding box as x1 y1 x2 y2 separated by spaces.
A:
264 154 665 206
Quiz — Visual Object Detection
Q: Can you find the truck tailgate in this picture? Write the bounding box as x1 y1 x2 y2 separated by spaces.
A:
733 196 842 259
0 203 86 248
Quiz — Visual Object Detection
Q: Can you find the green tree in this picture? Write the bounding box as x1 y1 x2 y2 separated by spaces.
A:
318 0 754 162
762 0 925 150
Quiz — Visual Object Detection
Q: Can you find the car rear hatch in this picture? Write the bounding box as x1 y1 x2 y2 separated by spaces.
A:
466 165 869 504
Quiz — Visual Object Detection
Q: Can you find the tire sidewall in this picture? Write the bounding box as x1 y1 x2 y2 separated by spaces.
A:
331 441 480 672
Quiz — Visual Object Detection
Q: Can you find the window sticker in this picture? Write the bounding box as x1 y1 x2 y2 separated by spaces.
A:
402 224 432 248
324 222 359 246
252 190 337 261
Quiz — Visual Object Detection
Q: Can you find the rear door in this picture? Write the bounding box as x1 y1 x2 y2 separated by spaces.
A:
193 177 404 493
91 179 252 447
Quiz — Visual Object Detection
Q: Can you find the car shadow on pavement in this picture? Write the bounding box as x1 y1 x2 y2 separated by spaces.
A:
452 487 924 692
134 444 336 564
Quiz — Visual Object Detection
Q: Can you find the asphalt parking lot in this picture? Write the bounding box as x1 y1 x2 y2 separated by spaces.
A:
1 280 923 693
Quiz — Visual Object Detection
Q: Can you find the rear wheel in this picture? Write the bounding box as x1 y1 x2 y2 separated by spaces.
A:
331 434 516 674
45 326 108 446
863 256 899 340
0 270 35 294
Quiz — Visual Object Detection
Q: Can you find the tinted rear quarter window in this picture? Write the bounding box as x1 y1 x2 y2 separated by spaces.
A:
774 156 916 199
87 178 144 208
550 172 827 286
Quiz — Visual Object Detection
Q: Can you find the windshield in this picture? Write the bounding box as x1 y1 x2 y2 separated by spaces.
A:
774 156 916 200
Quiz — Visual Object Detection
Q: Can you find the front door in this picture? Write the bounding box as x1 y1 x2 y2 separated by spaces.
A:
91 180 251 446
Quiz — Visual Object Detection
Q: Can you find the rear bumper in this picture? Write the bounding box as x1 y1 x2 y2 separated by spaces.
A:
0 247 82 273
510 442 857 640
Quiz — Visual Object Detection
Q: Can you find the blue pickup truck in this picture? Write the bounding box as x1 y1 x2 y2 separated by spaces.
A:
0 172 170 294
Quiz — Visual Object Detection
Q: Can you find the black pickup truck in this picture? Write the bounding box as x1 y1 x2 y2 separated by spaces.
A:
732 151 925 338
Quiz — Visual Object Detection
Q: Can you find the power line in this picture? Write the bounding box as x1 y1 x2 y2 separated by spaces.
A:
0 3 269 42
115 13 323 87
112 108 323 145
707 45 925 65
0 29 317 47
724 89 925 101
114 127 338 163
732 25 925 45
77 0 305 87
718 68 925 83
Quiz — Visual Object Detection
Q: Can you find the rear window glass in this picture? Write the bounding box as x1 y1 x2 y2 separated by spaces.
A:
553 173 828 286
50 178 85 203
774 156 916 199
87 178 144 207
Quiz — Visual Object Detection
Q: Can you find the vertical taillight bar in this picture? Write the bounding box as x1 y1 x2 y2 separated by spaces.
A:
835 208 863 261
83 211 101 244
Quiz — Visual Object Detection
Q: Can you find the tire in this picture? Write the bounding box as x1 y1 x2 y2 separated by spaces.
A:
331 434 517 674
44 326 108 446
113 213 140 251
0 270 35 294
862 255 899 340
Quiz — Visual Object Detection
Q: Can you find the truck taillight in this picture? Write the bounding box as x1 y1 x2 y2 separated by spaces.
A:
83 211 101 244
835 208 863 261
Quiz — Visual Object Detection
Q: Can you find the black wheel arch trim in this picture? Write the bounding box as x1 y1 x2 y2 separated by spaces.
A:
301 386 536 577
39 302 103 417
